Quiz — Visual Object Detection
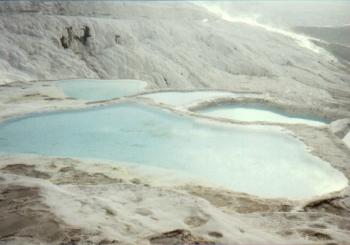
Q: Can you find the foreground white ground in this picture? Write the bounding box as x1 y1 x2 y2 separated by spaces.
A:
1 155 350 245
0 1 350 245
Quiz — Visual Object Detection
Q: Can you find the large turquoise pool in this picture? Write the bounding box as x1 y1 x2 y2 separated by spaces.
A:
0 103 346 199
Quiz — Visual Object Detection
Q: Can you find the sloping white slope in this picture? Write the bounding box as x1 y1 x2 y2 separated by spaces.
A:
0 1 349 107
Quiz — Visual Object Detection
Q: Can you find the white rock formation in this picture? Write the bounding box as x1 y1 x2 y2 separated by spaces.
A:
0 1 349 115
330 118 350 138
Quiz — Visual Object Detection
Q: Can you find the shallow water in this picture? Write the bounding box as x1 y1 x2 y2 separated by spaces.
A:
0 103 346 199
56 79 146 101
198 104 328 126
141 91 243 106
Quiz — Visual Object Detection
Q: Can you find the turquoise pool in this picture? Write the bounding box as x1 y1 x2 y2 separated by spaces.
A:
198 104 329 126
56 79 146 101
0 103 346 199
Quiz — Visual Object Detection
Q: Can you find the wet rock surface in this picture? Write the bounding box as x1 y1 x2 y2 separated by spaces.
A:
182 185 294 213
0 156 349 245
1 164 51 179
0 185 82 244
149 229 215 245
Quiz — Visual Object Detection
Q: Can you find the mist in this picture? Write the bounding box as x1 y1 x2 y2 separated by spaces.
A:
195 1 350 28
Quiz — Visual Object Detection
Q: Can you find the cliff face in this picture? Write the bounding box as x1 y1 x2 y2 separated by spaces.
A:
0 1 349 109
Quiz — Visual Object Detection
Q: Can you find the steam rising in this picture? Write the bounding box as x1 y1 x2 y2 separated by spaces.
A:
197 2 328 55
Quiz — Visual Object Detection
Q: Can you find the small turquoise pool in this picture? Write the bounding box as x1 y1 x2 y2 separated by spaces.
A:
197 104 329 126
56 79 146 101
0 103 346 199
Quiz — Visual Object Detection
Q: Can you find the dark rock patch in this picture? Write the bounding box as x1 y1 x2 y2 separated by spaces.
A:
149 229 215 245
303 195 350 217
1 164 50 179
0 185 81 243
207 231 223 238
57 167 122 185
297 228 332 241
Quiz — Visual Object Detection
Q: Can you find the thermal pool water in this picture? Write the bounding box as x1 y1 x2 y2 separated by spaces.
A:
56 79 146 101
0 103 346 199
198 104 328 126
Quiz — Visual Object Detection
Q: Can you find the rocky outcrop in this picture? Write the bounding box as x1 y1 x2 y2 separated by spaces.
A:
149 229 215 245
60 25 92 50
330 118 350 138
